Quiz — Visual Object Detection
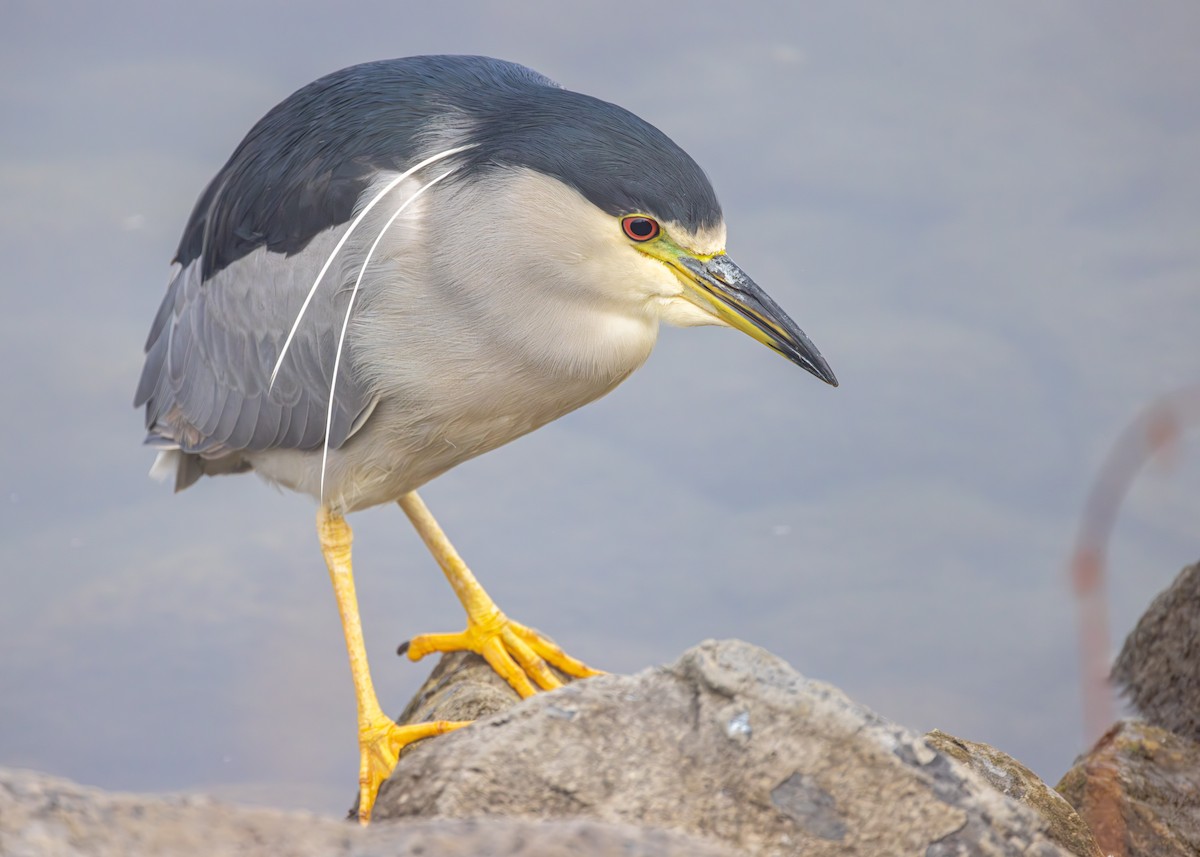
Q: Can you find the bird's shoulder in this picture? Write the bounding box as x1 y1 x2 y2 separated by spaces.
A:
177 56 556 280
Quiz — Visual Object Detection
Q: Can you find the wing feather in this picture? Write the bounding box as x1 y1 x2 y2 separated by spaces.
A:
135 231 376 458
135 57 529 479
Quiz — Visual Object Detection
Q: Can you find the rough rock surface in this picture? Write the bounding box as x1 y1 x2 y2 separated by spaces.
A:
1111 561 1200 742
925 730 1102 857
345 648 528 818
395 647 526 734
379 639 1073 856
0 767 736 857
1057 720 1200 857
11 552 1200 856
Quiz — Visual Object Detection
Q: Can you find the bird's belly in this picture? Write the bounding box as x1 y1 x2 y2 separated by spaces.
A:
247 368 625 513
393 370 624 481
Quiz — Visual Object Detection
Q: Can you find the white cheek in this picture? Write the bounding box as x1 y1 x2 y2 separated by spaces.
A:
658 296 727 328
574 239 681 305
636 256 686 299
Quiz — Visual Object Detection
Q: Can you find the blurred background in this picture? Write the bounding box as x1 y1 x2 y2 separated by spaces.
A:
1 1 1196 813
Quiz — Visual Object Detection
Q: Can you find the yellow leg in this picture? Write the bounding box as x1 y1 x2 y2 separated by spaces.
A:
397 491 602 698
317 507 468 824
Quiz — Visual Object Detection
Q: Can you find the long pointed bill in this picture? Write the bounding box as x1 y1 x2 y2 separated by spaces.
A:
673 253 838 386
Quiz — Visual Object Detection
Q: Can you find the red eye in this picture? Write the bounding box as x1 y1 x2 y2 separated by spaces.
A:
621 216 660 242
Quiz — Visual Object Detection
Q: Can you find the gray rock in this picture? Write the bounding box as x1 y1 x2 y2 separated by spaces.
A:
395 647 525 725
0 767 735 856
348 648 528 819
378 639 1073 856
925 730 1102 857
1057 720 1200 857
1111 561 1200 742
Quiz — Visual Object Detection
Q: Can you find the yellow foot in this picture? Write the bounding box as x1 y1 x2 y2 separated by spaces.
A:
400 612 602 698
356 714 469 824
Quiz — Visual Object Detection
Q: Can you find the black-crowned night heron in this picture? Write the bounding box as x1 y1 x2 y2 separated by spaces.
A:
134 55 837 822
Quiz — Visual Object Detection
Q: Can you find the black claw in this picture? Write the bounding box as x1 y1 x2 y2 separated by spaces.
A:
396 640 410 657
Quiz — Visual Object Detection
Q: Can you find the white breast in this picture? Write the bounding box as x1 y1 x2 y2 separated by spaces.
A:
247 168 663 512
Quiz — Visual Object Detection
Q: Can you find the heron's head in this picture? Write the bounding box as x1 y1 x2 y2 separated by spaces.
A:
422 67 836 386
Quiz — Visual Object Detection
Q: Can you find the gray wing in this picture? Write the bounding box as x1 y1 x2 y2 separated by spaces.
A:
133 60 444 485
134 55 568 487
134 231 376 464
134 229 374 460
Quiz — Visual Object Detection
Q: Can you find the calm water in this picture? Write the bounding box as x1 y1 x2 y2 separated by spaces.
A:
2 2 1197 813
